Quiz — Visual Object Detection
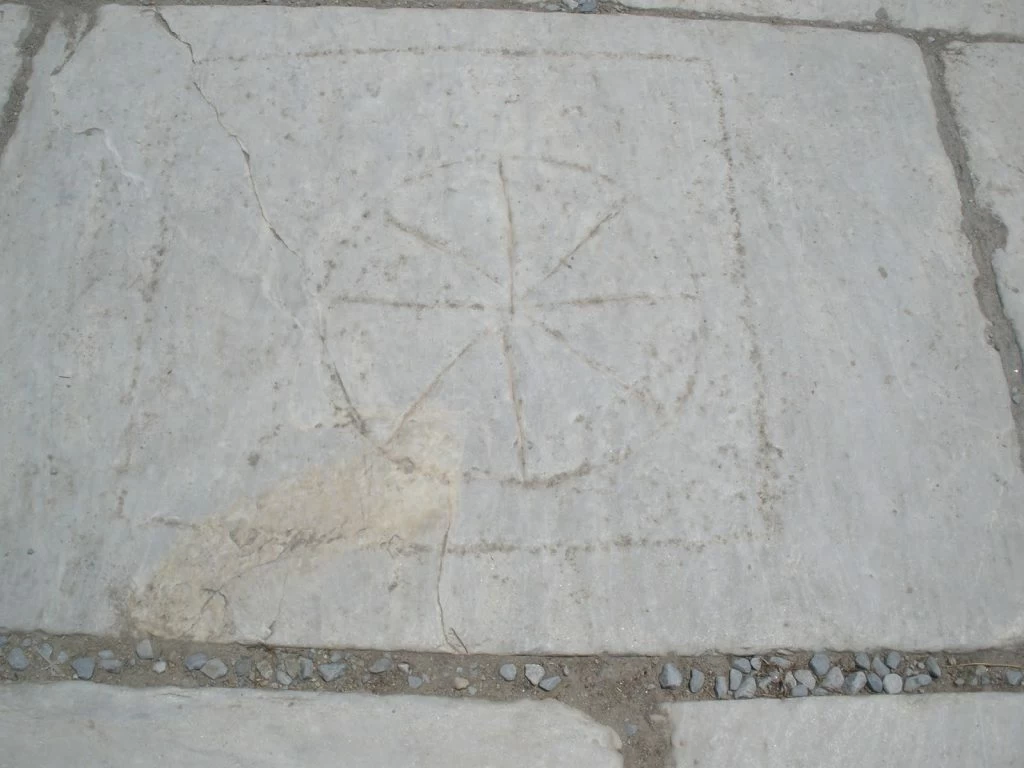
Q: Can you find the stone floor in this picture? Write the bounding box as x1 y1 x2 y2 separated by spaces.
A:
1 2 1023 766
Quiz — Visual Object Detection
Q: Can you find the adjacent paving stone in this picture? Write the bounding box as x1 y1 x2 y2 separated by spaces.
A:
926 657 942 679
201 659 229 680
689 669 705 694
904 674 933 693
885 652 902 672
714 676 728 700
0 684 623 766
6 648 29 671
185 653 208 671
368 658 392 674
71 658 94 680
525 665 544 687
794 670 816 689
843 672 867 695
883 674 903 695
666 694 1024 766
319 663 346 683
729 669 742 691
660 663 684 689
872 656 890 680
731 658 752 674
499 664 517 682
2 7 1021 657
539 676 561 692
854 653 871 671
809 654 831 678
135 639 154 660
821 667 844 692
866 672 884 693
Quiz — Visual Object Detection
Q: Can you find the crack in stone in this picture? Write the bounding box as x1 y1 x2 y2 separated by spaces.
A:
435 485 467 654
0 7 51 164
500 329 529 483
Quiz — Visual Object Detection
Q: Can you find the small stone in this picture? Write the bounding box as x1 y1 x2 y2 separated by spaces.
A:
790 685 809 698
714 675 728 699
771 656 793 669
729 668 742 691
99 659 123 673
784 672 797 689
926 656 942 679
184 653 208 671
659 663 684 689
235 658 253 679
38 643 53 660
368 657 392 674
843 671 867 695
689 668 705 694
525 664 544 686
885 651 902 671
539 676 561 691
330 651 344 663
625 724 639 738
872 656 890 679
201 659 228 680
468 686 477 695
98 650 115 660
822 667 844 691
453 676 470 690
135 639 154 660
71 657 95 680
577 0 597 12
56 651 68 664
0 636 7 647
276 669 293 686
750 657 763 671
318 663 346 682
256 659 274 679
955 677 965 686
397 662 410 674
854 653 871 671
809 653 831 677
757 676 772 691
283 657 300 679
867 672 884 693
7 648 29 671
812 687 831 696
152 660 167 674
499 663 517 682
731 658 752 674
734 675 756 699
1006 670 1023 686
904 674 932 693
407 675 423 689
883 673 903 694
298 658 314 680
794 669 816 689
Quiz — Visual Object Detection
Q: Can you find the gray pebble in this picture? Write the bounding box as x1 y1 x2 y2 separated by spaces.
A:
135 639 154 660
1005 670 1023 686
843 671 867 695
770 656 793 670
499 663 517 682
734 675 756 699
809 653 831 677
794 669 816 688
98 650 115 660
7 648 29 671
368 657 392 674
577 0 597 12
184 653 208 671
659 663 684 689
715 675 728 699
731 658 752 674
56 651 68 664
319 663 346 682
72 657 95 680
904 674 932 693
99 659 123 673
539 676 561 692
925 656 941 679
152 660 167 674
407 675 423 689
812 686 831 696
689 668 705 694
38 643 53 661
883 673 903 694
525 664 544 686
201 659 228 680
790 684 809 698
299 658 314 680
729 668 742 691
867 672 884 693
235 658 253 680
872 656 890 679
276 669 293 686
854 653 871 671
885 651 902 671
822 666 844 691
750 657 762 672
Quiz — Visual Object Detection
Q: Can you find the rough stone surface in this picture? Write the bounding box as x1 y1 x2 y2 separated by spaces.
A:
453 676 470 690
926 657 942 679
368 658 392 674
612 0 1024 35
0 7 1020 656
854 653 870 671
729 669 742 691
0 684 623 766
872 656 890 680
731 658 752 674
733 675 756 699
660 663 684 689
152 660 167 674
790 684 809 698
667 694 1024 766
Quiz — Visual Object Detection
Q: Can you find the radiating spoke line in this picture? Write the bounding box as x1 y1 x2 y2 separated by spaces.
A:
521 205 622 298
330 295 489 311
498 159 517 315
527 291 698 309
384 210 504 288
501 329 529 483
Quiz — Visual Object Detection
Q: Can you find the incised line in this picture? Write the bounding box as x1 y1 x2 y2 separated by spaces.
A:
501 329 529 483
523 206 622 297
498 158 517 315
436 484 467 654
384 210 503 288
528 291 698 308
330 295 488 311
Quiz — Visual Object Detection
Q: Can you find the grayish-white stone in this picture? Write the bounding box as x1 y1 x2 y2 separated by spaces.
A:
866 672 884 693
299 657 314 680
734 675 757 699
1006 670 1023 687
904 674 933 693
71 657 94 680
885 652 902 672
666 694 1024 766
1 7 1022 657
368 658 392 674
883 673 903 695
794 669 816 689
946 44 1024 361
822 667 844 692
731 658 752 674
539 676 561 691
729 669 742 691
184 653 208 671
843 671 866 695
612 0 1024 35
99 658 122 673
0 684 622 767
689 668 705 694
97 650 115 660
854 653 870 671
660 663 684 689
318 663 346 683
926 656 941 679
201 658 229 680
715 676 728 699
408 675 424 689
135 639 154 660
499 663 517 682
790 684 809 698
770 657 792 670
809 654 831 678
6 647 28 671
38 643 53 660
152 660 167 674
525 665 545 686
872 656 890 679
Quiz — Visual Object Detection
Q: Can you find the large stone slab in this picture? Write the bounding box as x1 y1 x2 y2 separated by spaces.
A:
945 44 1024 362
666 694 1024 767
0 5 29 98
615 0 1024 36
0 684 622 767
1 8 1022 654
